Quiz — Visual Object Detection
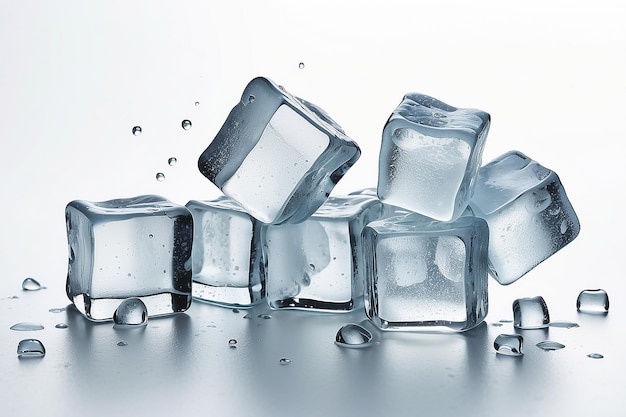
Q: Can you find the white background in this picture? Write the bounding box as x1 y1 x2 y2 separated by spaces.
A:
1 1 624 416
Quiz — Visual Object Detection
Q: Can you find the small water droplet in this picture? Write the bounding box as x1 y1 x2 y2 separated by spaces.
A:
149 233 154 238
536 341 565 351
48 307 66 313
156 172 165 182
587 353 604 359
335 323 374 349
279 357 291 365
258 314 272 319
298 62 305 69
494 334 524 356
491 323 504 327
232 308 240 313
168 157 177 166
10 322 44 331
549 321 579 329
22 277 42 291
113 298 148 329
577 289 609 313
248 95 256 103
181 119 192 130
17 339 45 358
55 323 68 329
117 341 128 347
228 339 237 348
194 101 200 107
132 126 142 136
8 295 19 299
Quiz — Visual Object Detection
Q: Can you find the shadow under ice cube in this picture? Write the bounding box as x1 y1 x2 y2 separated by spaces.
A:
65 195 193 321
469 151 580 285
186 197 264 307
377 93 490 222
363 214 489 332
197 77 361 224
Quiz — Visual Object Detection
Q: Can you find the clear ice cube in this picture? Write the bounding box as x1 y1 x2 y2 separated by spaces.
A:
264 195 382 311
65 195 193 321
513 296 550 329
377 93 490 221
197 77 361 224
576 289 609 313
363 214 489 332
469 151 580 285
186 197 265 307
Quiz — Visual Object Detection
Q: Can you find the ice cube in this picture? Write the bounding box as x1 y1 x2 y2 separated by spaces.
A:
65 195 193 321
513 296 550 329
576 289 609 313
363 214 489 332
469 151 580 285
264 195 382 311
377 93 490 221
198 77 361 224
186 197 265 307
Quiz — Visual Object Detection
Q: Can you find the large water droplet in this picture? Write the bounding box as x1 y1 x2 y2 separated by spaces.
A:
132 126 142 136
55 323 68 329
10 322 45 331
17 339 45 358
156 172 165 182
279 357 291 365
298 62 305 69
577 289 609 313
536 341 565 351
181 119 192 130
494 334 524 356
168 157 177 166
587 353 604 359
113 298 148 329
335 323 374 348
22 277 42 291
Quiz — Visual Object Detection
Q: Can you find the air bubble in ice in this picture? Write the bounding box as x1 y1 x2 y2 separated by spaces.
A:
335 323 374 349
17 339 46 358
22 277 42 291
113 298 148 329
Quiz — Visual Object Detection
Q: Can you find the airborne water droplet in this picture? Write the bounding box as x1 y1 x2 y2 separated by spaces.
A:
55 323 68 329
168 157 177 166
298 62 305 69
132 126 142 136
335 323 374 349
10 322 45 331
113 298 148 329
22 277 42 291
279 358 291 365
587 353 604 359
156 172 165 182
181 119 192 130
17 339 46 358
536 341 565 351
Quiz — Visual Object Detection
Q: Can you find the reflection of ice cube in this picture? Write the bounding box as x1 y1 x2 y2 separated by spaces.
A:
363 214 489 332
469 151 580 285
186 197 264 307
198 77 361 224
513 296 550 329
264 196 382 311
65 195 192 321
378 93 490 221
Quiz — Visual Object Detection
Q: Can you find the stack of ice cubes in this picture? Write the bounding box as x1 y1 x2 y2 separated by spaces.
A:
65 76 580 334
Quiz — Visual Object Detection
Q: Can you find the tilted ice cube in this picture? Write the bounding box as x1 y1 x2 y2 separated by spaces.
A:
513 296 550 329
377 93 490 221
65 195 192 321
469 151 580 285
264 195 382 311
363 214 489 332
186 197 264 307
198 77 361 224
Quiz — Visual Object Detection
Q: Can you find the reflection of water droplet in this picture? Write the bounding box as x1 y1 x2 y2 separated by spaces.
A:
156 172 165 182
577 289 609 313
22 277 42 291
279 358 291 365
258 314 272 320
298 62 305 69
132 126 142 136
549 321 579 329
117 341 128 347
335 323 374 348
181 119 192 130
113 298 148 329
494 334 524 356
49 307 66 313
10 322 45 331
587 353 604 359
228 339 237 348
536 341 565 351
168 157 177 166
17 339 46 358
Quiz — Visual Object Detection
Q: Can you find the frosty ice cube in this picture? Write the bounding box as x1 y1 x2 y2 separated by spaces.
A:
186 197 264 307
377 93 490 222
363 214 489 332
264 195 382 311
513 296 550 329
198 77 361 224
469 151 580 285
65 195 193 321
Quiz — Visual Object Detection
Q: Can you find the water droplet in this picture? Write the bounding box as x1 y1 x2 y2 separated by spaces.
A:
168 157 177 166
279 357 291 365
513 296 550 329
156 172 165 182
10 322 44 331
8 295 19 299
248 95 256 103
491 323 504 327
117 341 128 347
22 277 42 291
587 353 604 359
536 341 565 351
232 308 240 313
55 323 68 329
113 298 148 329
181 119 192 130
49 307 66 313
132 126 142 136
335 323 374 349
228 339 237 348
494 334 524 356
149 233 154 238
308 263 316 271
298 62 305 69
549 321 579 329
17 339 45 358
258 314 272 320
577 289 609 313
194 101 200 107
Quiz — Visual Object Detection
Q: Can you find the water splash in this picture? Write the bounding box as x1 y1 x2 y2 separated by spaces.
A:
132 126 142 136
536 341 565 351
22 277 42 291
181 119 192 130
335 323 374 349
113 298 148 329
10 322 44 331
17 339 46 359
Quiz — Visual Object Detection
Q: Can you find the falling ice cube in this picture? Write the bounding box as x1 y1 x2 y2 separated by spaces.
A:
197 77 361 224
513 296 550 329
377 93 490 222
576 289 609 313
